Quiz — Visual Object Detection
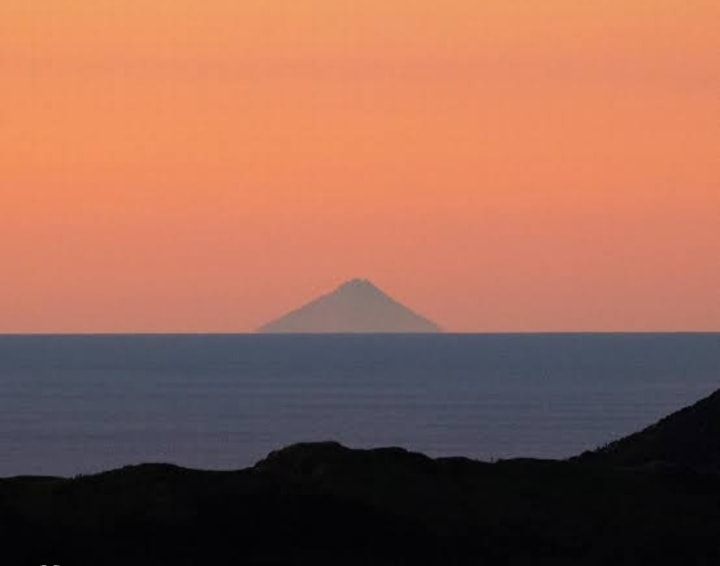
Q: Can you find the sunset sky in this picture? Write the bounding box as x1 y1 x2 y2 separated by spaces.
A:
2 1 718 332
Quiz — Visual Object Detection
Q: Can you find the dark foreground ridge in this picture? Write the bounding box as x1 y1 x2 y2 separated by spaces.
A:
575 388 720 472
5 389 720 565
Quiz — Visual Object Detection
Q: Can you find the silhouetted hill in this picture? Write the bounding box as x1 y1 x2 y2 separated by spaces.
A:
4 438 720 564
575 388 720 472
257 278 441 333
7 390 720 564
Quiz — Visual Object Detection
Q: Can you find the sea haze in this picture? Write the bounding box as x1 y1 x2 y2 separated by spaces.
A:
1 333 719 477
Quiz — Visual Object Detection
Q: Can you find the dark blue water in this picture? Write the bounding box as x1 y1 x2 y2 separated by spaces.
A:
1 334 719 477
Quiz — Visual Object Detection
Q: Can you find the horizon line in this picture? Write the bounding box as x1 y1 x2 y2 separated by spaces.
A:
1 330 718 336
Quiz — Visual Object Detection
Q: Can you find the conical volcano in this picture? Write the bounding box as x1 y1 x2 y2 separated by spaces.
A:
257 279 442 333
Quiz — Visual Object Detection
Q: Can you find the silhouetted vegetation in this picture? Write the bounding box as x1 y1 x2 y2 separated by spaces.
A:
5 389 720 565
575 388 720 473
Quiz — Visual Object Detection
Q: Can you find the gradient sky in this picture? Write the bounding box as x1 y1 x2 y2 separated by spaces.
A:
2 1 718 332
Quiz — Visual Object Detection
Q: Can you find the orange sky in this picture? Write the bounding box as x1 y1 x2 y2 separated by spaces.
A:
2 1 719 332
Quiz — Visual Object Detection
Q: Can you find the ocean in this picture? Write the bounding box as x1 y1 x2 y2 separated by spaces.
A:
1 333 718 477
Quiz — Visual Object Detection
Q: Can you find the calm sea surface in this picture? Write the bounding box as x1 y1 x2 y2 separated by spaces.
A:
1 334 719 477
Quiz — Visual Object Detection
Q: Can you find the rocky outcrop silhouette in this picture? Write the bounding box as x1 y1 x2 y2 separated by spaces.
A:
257 278 442 333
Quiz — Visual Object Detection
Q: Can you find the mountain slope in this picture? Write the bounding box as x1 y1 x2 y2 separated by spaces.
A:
5 439 720 565
575 388 720 472
257 278 441 333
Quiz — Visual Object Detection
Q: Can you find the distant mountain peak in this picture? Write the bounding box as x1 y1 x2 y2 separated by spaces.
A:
336 278 384 295
341 277 371 286
338 277 373 289
257 279 442 334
